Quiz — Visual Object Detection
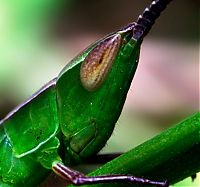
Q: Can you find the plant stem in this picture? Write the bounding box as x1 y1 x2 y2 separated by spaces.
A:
70 112 200 187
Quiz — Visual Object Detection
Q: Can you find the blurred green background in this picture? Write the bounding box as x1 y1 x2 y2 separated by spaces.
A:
0 0 199 186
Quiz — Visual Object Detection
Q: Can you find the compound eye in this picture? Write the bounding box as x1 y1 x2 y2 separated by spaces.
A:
80 34 121 91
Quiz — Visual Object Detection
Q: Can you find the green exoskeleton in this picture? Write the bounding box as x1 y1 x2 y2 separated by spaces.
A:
0 0 172 186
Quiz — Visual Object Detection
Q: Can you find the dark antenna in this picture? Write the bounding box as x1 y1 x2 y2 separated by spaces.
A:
133 0 173 40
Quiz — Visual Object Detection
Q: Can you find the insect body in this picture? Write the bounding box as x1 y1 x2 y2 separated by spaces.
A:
0 0 172 186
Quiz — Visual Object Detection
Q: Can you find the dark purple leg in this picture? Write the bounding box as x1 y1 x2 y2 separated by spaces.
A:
52 162 169 187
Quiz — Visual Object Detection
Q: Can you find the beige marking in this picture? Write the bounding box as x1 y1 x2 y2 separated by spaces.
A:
80 34 121 91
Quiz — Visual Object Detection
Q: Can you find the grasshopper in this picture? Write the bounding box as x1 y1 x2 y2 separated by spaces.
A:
0 0 172 186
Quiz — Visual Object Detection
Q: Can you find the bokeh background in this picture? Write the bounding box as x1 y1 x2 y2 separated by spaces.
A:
0 0 199 186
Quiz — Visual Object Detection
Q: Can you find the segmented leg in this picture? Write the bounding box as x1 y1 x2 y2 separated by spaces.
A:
52 162 169 187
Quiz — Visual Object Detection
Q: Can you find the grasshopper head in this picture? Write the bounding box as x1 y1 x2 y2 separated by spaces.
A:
56 23 141 164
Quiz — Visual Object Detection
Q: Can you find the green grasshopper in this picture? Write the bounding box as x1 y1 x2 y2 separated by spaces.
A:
0 0 172 186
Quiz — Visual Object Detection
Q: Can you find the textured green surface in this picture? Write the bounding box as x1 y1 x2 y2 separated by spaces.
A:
73 112 200 187
4 86 58 157
0 128 49 186
0 85 59 186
